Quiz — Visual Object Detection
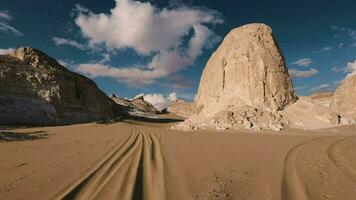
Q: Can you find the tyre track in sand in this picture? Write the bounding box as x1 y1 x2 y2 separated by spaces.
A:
327 136 356 184
54 127 165 200
282 136 356 200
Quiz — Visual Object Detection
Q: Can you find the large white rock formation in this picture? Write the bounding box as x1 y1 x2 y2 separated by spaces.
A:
174 23 297 131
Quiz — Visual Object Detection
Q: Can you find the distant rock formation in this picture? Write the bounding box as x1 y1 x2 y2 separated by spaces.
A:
309 91 334 108
0 47 122 125
174 23 297 131
331 75 356 119
110 94 161 115
282 96 348 130
167 100 196 118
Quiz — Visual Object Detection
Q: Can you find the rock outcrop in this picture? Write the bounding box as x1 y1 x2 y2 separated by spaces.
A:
174 23 297 131
282 97 349 130
110 94 161 115
0 47 122 125
330 75 356 119
309 92 334 108
167 100 196 118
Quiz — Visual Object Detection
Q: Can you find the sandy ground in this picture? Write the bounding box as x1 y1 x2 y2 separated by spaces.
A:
1 116 356 200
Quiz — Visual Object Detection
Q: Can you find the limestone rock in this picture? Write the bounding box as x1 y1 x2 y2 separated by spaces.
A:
110 94 161 115
167 100 196 118
0 47 122 125
330 75 356 119
175 23 297 131
282 96 350 130
309 92 334 108
195 23 297 116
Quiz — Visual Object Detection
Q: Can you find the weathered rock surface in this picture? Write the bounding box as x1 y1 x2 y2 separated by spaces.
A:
331 75 356 119
0 47 122 125
309 91 334 108
175 23 297 131
110 94 161 115
196 23 297 114
282 96 351 130
167 100 196 118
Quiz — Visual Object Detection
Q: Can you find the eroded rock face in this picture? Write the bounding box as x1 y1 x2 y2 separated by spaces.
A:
309 92 334 108
282 97 351 130
331 75 356 119
196 23 297 115
175 23 297 131
167 100 196 118
0 47 121 125
110 95 161 115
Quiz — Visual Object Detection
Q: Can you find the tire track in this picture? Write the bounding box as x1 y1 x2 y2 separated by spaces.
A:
54 127 165 200
281 139 313 200
282 136 356 200
327 136 356 184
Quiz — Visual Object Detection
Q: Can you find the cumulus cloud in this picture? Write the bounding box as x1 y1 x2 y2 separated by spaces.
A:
134 92 177 111
310 84 331 92
291 58 312 67
0 11 23 37
289 68 319 78
74 0 222 86
52 37 87 50
0 48 14 55
76 0 222 54
77 63 166 86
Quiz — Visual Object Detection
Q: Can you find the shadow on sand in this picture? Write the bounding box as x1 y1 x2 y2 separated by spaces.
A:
0 130 48 142
98 115 184 125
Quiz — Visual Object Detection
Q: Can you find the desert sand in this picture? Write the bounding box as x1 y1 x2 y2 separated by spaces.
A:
1 116 356 200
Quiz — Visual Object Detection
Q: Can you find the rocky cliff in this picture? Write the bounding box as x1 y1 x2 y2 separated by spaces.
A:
0 47 121 125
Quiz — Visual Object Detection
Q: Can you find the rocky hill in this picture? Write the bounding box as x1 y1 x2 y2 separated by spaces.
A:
309 91 334 108
331 75 356 119
110 94 161 115
0 47 122 125
167 100 196 118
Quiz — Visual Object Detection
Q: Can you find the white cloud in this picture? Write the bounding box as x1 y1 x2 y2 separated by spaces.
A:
77 63 166 86
76 0 222 54
310 84 331 92
0 22 23 37
74 0 222 85
0 11 23 37
332 66 343 72
344 60 356 78
322 46 332 51
133 92 177 111
331 26 356 39
291 58 312 67
0 11 11 20
0 48 14 55
289 68 319 78
52 37 87 50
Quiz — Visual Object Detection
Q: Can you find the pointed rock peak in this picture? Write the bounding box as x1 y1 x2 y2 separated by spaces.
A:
133 96 145 101
196 22 297 113
10 47 61 69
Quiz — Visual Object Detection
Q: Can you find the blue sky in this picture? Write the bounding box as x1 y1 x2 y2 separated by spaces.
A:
1 0 356 101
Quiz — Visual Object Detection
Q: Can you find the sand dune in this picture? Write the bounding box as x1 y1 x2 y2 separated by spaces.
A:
1 120 356 200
